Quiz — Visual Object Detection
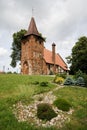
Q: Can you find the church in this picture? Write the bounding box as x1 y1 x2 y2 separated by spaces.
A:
21 17 68 75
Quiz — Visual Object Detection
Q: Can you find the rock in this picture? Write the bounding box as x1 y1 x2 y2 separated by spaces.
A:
12 85 74 128
58 114 61 119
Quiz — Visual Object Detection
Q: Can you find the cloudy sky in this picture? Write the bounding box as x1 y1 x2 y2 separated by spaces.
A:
0 0 87 72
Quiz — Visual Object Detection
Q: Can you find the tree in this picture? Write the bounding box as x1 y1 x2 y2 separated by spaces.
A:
10 29 27 67
66 36 87 74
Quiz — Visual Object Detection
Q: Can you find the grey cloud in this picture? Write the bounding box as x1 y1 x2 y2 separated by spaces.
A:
49 0 87 42
0 0 87 70
0 0 67 31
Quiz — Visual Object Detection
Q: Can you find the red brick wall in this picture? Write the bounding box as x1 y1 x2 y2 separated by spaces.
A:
21 35 45 75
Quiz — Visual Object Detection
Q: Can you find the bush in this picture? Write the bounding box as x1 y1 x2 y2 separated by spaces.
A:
40 82 48 87
74 70 87 87
37 103 57 120
54 77 64 84
56 73 67 79
64 77 74 85
53 98 72 111
76 77 85 86
32 81 39 85
83 74 87 87
74 70 83 79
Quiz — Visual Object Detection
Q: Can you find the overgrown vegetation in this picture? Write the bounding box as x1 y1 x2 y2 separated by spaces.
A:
37 103 57 120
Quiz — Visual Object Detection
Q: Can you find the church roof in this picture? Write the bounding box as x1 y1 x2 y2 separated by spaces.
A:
25 17 41 37
24 17 68 71
44 48 68 70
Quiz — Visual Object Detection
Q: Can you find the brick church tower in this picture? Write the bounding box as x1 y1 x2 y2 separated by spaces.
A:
21 17 45 75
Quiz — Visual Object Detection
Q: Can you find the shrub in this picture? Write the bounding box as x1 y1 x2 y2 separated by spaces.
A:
64 77 74 85
37 103 57 120
40 82 48 87
76 77 85 86
54 77 64 84
74 70 83 79
32 81 39 85
74 70 87 87
53 98 72 111
56 73 67 79
83 74 87 87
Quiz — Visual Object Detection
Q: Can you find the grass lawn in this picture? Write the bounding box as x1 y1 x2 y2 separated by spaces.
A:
0 74 87 130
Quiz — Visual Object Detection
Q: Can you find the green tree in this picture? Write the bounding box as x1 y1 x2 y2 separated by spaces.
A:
10 29 27 67
66 36 87 74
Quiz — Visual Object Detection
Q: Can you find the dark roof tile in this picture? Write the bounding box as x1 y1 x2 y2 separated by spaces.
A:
25 17 40 37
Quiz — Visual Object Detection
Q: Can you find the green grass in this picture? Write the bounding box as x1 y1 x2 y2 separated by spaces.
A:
0 74 55 101
53 86 87 130
0 74 87 130
0 74 57 130
53 98 72 111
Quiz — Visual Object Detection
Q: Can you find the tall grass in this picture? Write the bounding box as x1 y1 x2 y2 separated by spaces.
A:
0 74 55 99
